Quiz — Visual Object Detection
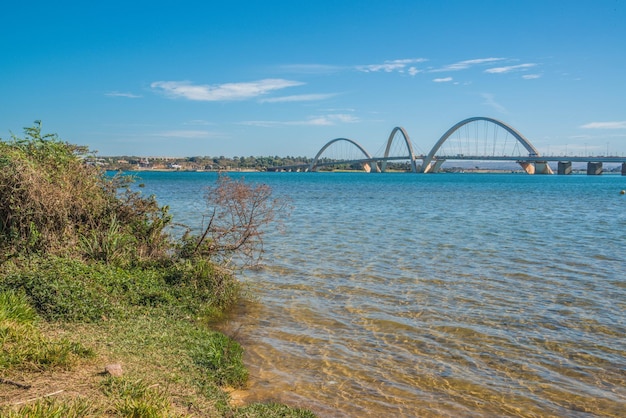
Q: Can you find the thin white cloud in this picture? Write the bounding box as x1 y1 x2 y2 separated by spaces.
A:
431 57 505 72
105 91 142 98
580 121 626 129
356 58 427 75
241 114 359 127
481 93 507 114
259 93 338 103
151 79 304 101
309 114 359 125
433 77 453 83
485 63 536 74
282 60 426 76
522 74 541 80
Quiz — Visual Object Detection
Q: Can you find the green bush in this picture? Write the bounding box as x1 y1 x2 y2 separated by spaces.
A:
166 258 241 312
0 121 172 263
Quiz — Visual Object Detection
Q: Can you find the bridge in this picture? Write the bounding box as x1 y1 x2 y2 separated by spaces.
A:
268 117 626 175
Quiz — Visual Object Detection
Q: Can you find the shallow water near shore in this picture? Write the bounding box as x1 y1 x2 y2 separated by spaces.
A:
134 171 626 417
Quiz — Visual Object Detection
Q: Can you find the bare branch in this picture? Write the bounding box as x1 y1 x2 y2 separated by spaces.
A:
186 174 290 266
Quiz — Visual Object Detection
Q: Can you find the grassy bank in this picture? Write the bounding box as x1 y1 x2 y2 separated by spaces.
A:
0 259 314 417
0 123 314 417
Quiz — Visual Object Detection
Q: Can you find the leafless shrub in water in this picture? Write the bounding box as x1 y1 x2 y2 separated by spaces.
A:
183 174 291 267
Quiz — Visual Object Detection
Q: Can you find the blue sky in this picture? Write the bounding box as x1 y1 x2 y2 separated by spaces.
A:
1 0 625 158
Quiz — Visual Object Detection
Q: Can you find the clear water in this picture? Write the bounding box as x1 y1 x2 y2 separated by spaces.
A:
132 171 626 417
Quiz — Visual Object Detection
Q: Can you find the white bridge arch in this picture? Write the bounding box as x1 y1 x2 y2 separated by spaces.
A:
420 116 544 173
309 137 380 172
381 126 419 173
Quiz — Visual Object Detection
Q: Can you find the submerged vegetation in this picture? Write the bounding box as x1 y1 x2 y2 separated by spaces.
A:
0 122 312 417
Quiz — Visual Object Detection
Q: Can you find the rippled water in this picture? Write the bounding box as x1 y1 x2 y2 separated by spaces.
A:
134 171 626 417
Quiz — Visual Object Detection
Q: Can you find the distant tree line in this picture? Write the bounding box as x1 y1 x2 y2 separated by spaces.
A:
97 155 416 172
97 155 314 171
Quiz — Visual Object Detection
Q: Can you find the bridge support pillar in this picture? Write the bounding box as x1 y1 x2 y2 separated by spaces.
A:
622 162 626 176
587 162 603 175
558 161 572 175
518 161 535 174
431 159 446 173
363 162 381 173
535 161 554 174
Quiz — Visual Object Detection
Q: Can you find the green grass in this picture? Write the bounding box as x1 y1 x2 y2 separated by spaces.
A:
0 257 241 323
0 291 94 372
192 331 248 388
100 377 176 417
236 403 318 418
0 398 96 418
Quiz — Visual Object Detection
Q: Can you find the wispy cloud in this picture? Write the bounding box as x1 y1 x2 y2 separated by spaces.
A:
433 77 453 83
356 58 427 75
481 93 508 114
431 57 505 72
307 114 359 125
105 91 142 98
259 93 338 103
580 121 626 129
151 79 304 101
485 63 537 74
522 74 541 80
241 113 359 127
408 67 420 76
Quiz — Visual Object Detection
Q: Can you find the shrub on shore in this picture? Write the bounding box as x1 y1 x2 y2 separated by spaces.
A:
0 121 266 317
0 121 172 264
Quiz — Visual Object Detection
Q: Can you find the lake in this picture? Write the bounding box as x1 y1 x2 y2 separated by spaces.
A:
132 171 626 417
